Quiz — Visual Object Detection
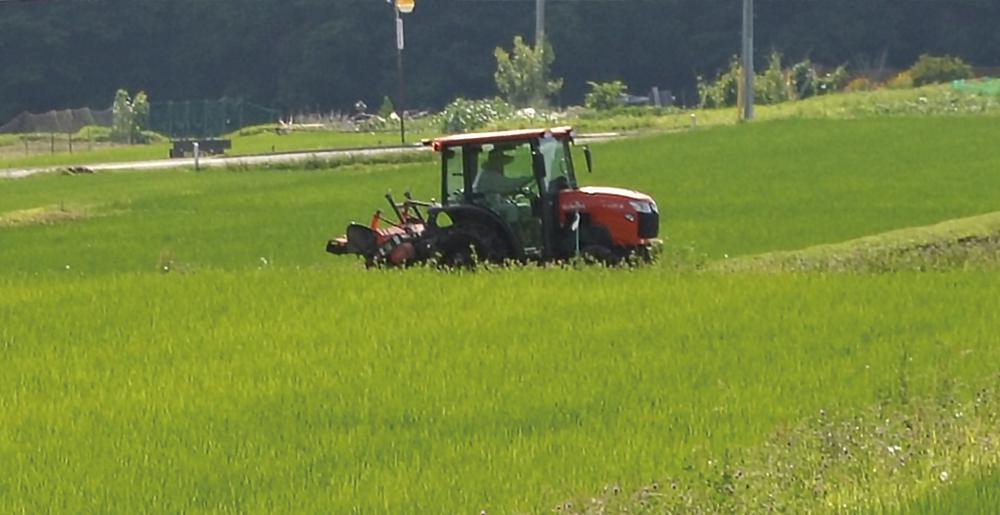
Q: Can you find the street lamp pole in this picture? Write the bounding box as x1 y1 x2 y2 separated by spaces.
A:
741 0 754 121
395 6 406 143
389 0 413 143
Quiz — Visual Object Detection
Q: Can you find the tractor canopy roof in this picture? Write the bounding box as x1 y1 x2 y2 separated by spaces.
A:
426 126 575 152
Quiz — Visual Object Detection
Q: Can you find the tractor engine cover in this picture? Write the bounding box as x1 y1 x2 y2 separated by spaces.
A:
557 186 659 247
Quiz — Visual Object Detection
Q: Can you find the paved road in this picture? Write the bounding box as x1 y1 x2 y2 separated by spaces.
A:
1 133 621 180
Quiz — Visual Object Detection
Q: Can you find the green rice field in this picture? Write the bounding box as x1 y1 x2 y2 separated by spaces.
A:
2 117 999 514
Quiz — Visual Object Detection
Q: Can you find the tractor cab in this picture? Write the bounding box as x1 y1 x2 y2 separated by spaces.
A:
434 127 579 258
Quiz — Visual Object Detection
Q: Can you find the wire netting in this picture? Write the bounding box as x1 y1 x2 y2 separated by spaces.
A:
147 99 281 138
0 98 281 138
0 107 113 135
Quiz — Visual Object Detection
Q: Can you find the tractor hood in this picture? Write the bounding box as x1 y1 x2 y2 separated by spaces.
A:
577 186 653 202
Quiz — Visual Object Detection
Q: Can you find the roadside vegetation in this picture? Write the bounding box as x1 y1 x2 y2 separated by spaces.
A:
2 116 1000 514
4 52 998 174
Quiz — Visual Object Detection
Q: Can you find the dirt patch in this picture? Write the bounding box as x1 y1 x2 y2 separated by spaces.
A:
0 204 98 228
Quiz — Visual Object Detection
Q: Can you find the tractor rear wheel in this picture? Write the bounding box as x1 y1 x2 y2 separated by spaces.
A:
436 221 510 267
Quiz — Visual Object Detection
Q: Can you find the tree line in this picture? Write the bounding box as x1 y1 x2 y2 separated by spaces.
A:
1 0 999 123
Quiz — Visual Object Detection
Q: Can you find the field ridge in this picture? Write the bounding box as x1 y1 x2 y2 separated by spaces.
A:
714 211 1000 273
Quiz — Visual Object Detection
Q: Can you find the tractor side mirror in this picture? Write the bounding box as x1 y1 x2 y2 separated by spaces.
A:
583 145 593 174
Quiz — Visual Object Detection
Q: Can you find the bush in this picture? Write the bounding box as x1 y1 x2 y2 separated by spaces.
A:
816 65 848 95
111 89 150 144
584 80 628 111
437 98 516 132
845 77 875 93
883 71 914 90
908 55 974 87
789 59 817 99
697 57 740 108
756 51 790 105
698 56 845 108
377 96 395 119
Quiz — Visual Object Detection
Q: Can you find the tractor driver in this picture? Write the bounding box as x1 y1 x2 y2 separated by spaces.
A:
472 146 540 246
473 147 534 196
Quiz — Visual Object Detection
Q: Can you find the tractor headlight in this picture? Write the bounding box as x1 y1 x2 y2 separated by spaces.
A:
629 200 656 214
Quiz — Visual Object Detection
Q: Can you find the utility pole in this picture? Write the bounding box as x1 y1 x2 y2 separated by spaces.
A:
396 6 406 143
741 0 754 121
535 0 545 47
536 0 547 106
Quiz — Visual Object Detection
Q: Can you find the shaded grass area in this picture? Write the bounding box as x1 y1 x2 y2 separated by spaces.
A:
715 211 1000 273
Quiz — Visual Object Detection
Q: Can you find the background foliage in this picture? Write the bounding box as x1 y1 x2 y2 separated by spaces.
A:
2 1 1000 122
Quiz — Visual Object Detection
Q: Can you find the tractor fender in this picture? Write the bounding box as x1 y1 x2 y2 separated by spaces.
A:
427 205 521 259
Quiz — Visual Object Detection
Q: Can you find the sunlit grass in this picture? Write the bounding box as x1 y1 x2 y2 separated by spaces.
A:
3 268 999 514
3 116 1000 514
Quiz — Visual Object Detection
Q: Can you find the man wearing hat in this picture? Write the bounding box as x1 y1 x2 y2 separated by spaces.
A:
473 147 534 195
472 146 538 238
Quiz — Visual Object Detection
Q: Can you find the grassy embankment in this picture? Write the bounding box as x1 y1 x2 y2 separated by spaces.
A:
2 117 1000 514
4 81 997 172
0 128 433 171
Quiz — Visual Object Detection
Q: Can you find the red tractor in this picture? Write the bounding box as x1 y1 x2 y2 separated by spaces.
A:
326 126 659 266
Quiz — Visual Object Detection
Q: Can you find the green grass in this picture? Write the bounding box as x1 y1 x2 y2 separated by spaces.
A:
3 116 1000 514
0 129 434 171
885 467 1000 515
3 268 999 514
4 116 1000 274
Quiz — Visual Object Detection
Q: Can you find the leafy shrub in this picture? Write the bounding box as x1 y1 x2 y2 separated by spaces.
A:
816 65 848 94
584 80 628 111
845 77 875 92
71 125 113 142
357 114 395 133
883 71 914 90
697 57 740 108
437 98 516 132
789 59 817 99
789 61 846 99
756 51 790 105
908 54 974 87
111 89 150 144
378 96 395 119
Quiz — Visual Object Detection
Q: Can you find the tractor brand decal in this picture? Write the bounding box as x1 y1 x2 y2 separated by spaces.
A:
561 201 586 212
602 202 626 210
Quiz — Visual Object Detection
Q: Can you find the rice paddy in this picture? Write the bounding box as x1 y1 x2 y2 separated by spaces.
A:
2 116 999 514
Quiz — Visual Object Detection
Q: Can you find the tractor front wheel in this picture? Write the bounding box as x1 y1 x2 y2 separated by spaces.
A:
581 245 625 266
